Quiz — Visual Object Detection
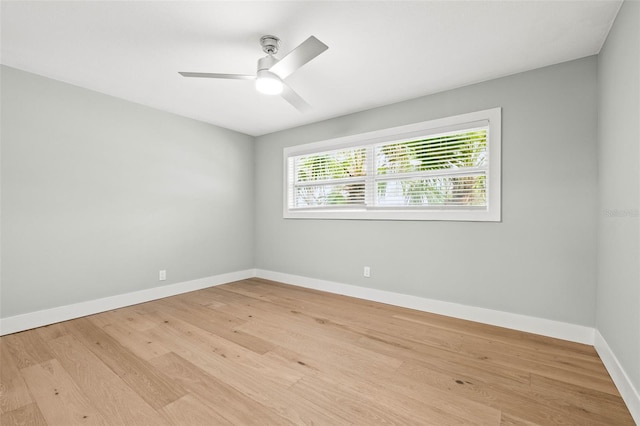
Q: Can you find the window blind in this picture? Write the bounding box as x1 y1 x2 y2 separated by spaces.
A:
374 128 488 208
291 147 367 208
289 128 488 210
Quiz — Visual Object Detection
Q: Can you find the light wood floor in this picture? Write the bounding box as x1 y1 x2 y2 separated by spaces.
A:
1 278 635 425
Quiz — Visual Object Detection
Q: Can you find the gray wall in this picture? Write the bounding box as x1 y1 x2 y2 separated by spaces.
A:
1 65 254 318
255 57 599 327
597 0 640 393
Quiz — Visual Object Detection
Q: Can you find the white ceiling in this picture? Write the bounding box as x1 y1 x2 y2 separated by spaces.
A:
1 1 621 136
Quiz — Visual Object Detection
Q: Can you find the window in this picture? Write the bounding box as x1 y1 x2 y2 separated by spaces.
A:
284 108 501 221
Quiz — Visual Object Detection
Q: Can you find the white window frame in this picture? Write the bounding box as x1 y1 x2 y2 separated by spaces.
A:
283 108 501 222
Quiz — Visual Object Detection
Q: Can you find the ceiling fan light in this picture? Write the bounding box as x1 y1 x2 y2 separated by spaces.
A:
255 70 283 95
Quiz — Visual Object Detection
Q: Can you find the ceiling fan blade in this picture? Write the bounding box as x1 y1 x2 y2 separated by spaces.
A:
281 83 311 112
269 36 328 80
178 72 255 80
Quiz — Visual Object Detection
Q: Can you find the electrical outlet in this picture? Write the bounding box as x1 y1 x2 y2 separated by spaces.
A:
363 266 371 278
159 270 167 281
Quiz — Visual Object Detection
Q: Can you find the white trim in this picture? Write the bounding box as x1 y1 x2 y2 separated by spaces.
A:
255 269 595 345
0 269 255 336
594 331 640 424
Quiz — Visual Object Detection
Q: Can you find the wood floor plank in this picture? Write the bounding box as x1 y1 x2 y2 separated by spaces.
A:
20 359 109 425
215 293 364 346
0 279 633 424
3 329 54 369
47 334 169 425
292 364 502 425
356 332 532 387
236 315 403 373
391 310 597 357
35 322 69 342
357 327 615 401
155 296 247 328
0 403 48 426
143 311 303 387
290 375 426 425
0 341 33 414
65 317 186 410
396 359 623 425
90 307 163 332
458 334 609 376
140 320 345 424
226 282 471 352
173 288 228 308
153 297 276 355
499 412 540 425
265 337 503 425
88 316 171 361
218 279 275 299
254 341 501 422
150 351 293 425
528 373 634 424
198 286 252 306
394 312 609 376
160 394 233 426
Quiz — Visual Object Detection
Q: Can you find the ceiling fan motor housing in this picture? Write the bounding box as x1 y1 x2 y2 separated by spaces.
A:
257 54 278 72
260 35 280 54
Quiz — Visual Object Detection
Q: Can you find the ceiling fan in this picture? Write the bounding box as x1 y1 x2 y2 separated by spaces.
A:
179 35 328 112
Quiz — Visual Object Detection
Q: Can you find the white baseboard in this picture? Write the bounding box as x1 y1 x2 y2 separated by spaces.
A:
594 331 640 424
0 269 255 336
254 269 595 345
1 267 596 345
1 267 595 344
